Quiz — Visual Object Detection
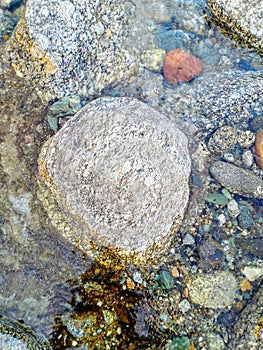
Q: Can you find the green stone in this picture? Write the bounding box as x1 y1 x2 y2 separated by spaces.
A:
155 270 174 290
49 95 82 118
169 336 190 350
205 192 229 206
47 116 58 131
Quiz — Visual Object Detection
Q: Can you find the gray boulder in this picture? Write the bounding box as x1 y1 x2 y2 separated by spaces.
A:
38 97 191 259
208 0 263 55
5 0 138 102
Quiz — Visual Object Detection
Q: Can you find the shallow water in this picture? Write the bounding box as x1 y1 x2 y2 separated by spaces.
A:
0 0 263 349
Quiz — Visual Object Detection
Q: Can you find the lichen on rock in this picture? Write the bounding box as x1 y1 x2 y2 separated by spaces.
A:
37 97 191 260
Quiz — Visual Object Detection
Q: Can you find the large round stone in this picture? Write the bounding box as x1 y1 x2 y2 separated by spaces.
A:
38 97 191 257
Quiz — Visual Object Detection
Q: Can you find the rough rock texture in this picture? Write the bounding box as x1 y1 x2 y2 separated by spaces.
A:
4 0 138 102
210 161 263 199
187 271 238 309
0 316 51 350
161 70 263 133
163 49 203 84
208 0 263 55
228 284 263 349
38 97 191 258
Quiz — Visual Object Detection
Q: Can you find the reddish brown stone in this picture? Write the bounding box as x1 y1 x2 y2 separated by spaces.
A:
163 48 203 84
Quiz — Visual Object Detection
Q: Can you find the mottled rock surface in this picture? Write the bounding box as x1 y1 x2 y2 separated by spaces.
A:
187 271 238 309
4 0 138 102
228 285 263 349
38 97 191 258
210 161 263 198
208 0 263 55
160 69 263 135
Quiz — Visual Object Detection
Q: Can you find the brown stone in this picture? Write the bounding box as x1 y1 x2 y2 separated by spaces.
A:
163 48 203 84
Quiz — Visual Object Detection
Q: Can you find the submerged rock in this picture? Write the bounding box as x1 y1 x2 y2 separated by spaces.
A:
4 0 138 102
208 0 263 55
187 271 238 309
0 316 51 350
210 161 263 198
227 285 263 349
38 97 191 259
163 49 203 84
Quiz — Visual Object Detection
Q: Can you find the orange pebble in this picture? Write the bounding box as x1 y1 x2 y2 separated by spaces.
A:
163 48 203 84
254 129 263 169
240 278 253 292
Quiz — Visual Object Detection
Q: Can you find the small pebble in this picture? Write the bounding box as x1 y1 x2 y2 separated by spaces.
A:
227 199 240 218
163 48 203 84
198 240 225 268
141 49 166 72
237 205 254 229
183 233 195 245
243 266 263 281
207 125 237 153
242 150 254 168
237 130 255 148
178 299 191 314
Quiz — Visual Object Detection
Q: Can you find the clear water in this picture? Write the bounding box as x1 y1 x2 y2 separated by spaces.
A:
0 0 262 349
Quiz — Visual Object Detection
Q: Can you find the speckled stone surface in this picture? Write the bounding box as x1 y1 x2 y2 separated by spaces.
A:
228 284 263 349
210 161 263 198
38 97 191 258
4 0 138 102
187 271 238 309
0 316 50 350
208 0 263 55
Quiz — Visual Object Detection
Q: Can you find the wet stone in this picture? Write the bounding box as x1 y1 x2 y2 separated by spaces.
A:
198 240 225 268
237 130 255 148
154 269 175 291
243 266 263 282
4 0 138 102
187 271 238 309
208 0 263 55
210 161 263 198
227 199 240 218
237 204 254 229
0 316 50 350
163 48 203 84
38 97 191 259
227 285 263 349
207 125 237 154
234 238 263 257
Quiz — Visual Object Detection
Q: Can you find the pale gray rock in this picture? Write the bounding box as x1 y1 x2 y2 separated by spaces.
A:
208 0 263 55
38 97 191 259
159 69 263 138
210 161 263 198
4 0 138 102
